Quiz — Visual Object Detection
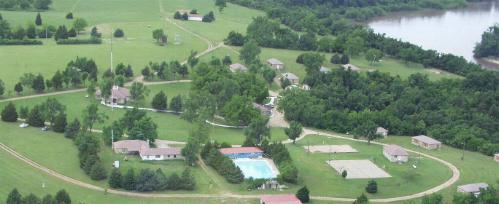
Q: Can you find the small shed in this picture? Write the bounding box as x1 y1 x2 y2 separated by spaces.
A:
341 64 361 71
260 194 302 204
320 66 331 73
494 153 499 162
229 63 248 73
376 127 388 137
187 14 203 21
383 144 408 163
457 183 489 196
412 135 442 150
281 73 299 84
219 147 264 159
267 58 284 70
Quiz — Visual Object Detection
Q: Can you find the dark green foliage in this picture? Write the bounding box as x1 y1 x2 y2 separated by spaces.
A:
222 55 232 65
365 180 377 194
202 11 215 22
0 39 42 45
296 186 310 203
174 11 182 19
170 95 183 113
152 91 167 110
54 25 68 41
19 106 29 119
244 117 270 145
280 77 291 89
180 168 196 190
27 105 44 127
6 188 22 204
102 121 123 145
41 195 54 204
285 121 302 144
90 162 107 180
342 170 347 178
224 31 245 46
35 13 42 26
56 37 102 44
122 169 136 190
1 102 18 122
64 118 80 139
222 95 260 126
115 63 134 78
55 189 71 204
262 68 276 85
135 169 157 192
182 12 188 20
26 24 37 38
14 82 23 94
239 39 260 65
90 26 101 38
23 193 41 204
67 28 76 37
353 193 369 204
114 28 124 38
340 54 350 64
263 142 299 183
202 143 244 184
65 12 73 19
32 74 45 92
474 25 499 58
52 113 67 133
108 168 123 188
331 54 341 64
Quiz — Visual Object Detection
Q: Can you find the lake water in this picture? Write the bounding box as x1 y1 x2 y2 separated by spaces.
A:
369 1 499 69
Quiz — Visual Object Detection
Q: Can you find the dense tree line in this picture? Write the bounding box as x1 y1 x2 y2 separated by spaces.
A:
141 61 188 81
102 107 158 145
201 141 244 183
279 68 499 156
184 59 268 125
261 141 298 183
474 25 499 58
0 0 52 10
108 168 195 192
1 98 67 132
6 188 71 204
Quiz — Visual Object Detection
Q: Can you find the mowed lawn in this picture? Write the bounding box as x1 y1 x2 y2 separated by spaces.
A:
0 0 207 92
284 135 452 198
160 0 264 43
0 146 257 204
381 136 499 203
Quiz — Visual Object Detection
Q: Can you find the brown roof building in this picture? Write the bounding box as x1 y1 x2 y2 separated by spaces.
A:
229 63 248 73
412 135 442 150
383 144 408 163
96 85 131 105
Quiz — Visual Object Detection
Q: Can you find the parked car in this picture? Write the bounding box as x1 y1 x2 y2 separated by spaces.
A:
41 126 49 131
19 123 29 128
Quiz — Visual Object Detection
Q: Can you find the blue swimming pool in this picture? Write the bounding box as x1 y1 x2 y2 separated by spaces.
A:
233 159 277 179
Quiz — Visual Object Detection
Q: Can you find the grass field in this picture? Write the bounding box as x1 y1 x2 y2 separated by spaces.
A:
282 135 452 198
0 0 207 92
382 136 499 203
0 147 258 204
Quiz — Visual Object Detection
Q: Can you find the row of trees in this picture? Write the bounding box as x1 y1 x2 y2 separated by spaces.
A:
141 60 188 81
0 0 52 10
102 107 158 145
1 98 67 132
108 168 195 192
201 141 244 183
173 10 216 23
279 68 499 156
260 141 298 183
6 188 71 204
151 91 183 113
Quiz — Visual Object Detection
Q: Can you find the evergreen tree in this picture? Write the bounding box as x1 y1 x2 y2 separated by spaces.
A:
23 193 41 204
53 113 67 133
26 24 37 38
6 188 22 204
41 195 54 204
65 12 73 19
154 169 168 191
108 168 123 188
35 13 42 26
365 180 377 194
167 172 182 190
151 91 167 110
64 118 81 139
353 193 368 204
114 28 124 38
27 105 45 127
342 170 348 178
296 186 310 203
340 54 350 64
285 121 303 144
1 102 18 122
90 162 108 180
222 55 232 65
0 79 4 96
331 54 341 64
19 106 29 119
67 28 76 37
32 74 45 93
14 82 23 94
170 95 183 113
173 11 182 19
180 168 196 190
55 190 71 204
122 169 136 191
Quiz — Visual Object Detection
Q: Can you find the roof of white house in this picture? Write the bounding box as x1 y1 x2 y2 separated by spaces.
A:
384 144 408 156
320 66 331 73
140 147 181 156
96 86 130 99
282 73 299 80
267 58 284 65
412 135 442 145
376 127 388 133
458 183 489 193
229 63 248 72
113 140 148 152
495 153 499 156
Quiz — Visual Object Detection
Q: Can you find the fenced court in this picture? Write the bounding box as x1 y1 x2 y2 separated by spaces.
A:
327 160 391 179
304 145 358 153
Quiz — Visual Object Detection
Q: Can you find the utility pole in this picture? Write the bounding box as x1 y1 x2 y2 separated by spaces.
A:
110 28 115 150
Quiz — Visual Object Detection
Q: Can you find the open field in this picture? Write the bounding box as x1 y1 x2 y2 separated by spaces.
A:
286 135 452 198
0 0 207 91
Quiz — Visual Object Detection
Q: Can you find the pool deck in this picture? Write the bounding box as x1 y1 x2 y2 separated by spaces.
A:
233 157 280 179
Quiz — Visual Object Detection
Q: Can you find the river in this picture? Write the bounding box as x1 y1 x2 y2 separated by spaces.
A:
369 1 499 70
